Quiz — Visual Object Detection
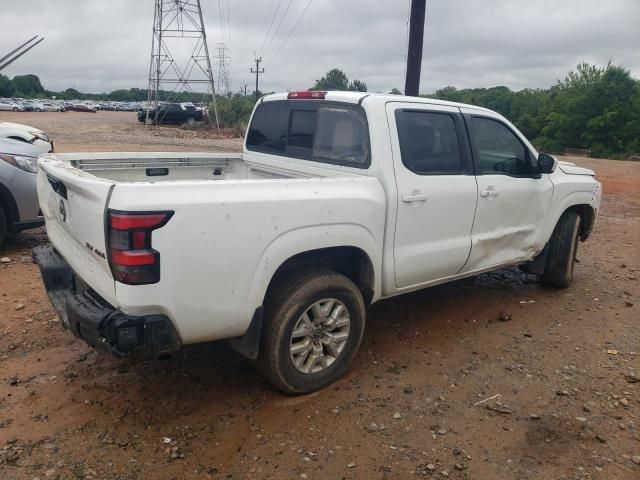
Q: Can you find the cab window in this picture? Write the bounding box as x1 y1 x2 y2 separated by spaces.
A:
246 101 370 168
395 110 464 175
471 117 536 177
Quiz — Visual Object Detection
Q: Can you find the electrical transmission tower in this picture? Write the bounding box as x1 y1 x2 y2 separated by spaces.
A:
214 43 231 96
146 0 220 128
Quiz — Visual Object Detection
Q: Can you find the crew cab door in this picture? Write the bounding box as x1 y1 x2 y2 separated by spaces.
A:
460 109 554 272
386 103 477 288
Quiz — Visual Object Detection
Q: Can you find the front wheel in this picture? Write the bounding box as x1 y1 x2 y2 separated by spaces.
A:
541 211 581 288
185 116 196 127
259 269 366 395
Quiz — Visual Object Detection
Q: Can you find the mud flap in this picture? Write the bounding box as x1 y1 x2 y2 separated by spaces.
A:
228 307 263 360
520 244 549 276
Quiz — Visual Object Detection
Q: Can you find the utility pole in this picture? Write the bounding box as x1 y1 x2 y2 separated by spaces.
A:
250 56 264 100
404 0 426 97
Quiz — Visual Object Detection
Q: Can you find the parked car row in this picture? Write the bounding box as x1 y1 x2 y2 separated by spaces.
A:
0 97 146 114
1 98 68 112
96 102 143 111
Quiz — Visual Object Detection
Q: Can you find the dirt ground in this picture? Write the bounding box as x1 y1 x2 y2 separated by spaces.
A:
1 111 243 153
0 111 638 480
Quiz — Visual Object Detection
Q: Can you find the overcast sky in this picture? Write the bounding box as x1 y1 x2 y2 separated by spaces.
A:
1 0 639 95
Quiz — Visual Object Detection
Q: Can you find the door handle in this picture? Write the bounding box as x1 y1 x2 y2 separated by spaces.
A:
401 193 427 203
479 188 499 198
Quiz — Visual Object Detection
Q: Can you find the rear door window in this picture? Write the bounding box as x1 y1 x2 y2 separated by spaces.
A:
395 110 465 175
246 101 370 168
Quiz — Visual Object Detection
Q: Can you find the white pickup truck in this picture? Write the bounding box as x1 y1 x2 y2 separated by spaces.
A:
33 91 601 394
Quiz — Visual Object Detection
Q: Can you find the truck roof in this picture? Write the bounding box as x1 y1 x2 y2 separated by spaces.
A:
262 91 493 113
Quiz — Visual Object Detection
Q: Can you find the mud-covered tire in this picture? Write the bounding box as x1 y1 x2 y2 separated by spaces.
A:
0 205 7 247
185 117 196 127
541 211 581 288
258 269 366 395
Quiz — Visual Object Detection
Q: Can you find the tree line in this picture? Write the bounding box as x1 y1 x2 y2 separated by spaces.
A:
2 62 638 157
427 63 639 158
219 63 640 157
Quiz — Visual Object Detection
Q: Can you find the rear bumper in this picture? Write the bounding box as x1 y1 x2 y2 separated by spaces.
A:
32 245 180 358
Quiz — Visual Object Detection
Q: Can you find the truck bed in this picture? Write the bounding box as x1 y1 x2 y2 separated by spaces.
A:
36 150 386 344
55 152 304 183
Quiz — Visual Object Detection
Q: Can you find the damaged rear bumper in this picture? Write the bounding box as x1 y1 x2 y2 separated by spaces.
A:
32 245 179 358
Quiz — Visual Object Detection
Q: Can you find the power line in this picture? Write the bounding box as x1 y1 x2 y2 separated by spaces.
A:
258 0 283 57
262 0 295 59
256 0 275 53
225 0 231 46
217 0 227 46
270 0 314 63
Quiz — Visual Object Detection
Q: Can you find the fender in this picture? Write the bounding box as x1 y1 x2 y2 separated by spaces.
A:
247 223 383 312
538 190 597 247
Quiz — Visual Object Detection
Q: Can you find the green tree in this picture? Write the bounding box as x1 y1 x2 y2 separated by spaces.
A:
0 74 13 97
11 74 44 97
108 89 135 101
542 62 639 155
348 79 367 92
312 68 349 90
428 62 640 157
311 68 367 92
214 93 258 133
63 88 82 99
389 88 402 95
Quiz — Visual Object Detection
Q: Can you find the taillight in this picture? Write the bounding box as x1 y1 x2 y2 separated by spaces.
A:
107 210 173 285
287 91 326 99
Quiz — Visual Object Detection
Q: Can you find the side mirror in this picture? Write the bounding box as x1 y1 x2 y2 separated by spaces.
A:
537 153 556 174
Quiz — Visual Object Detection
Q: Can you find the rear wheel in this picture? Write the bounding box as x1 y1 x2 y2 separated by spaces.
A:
259 269 366 395
541 211 581 288
0 206 7 247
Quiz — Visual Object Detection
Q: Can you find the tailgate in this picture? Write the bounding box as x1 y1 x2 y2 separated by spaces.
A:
37 155 117 303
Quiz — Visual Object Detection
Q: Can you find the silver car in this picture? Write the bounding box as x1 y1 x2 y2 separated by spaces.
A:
0 138 44 246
